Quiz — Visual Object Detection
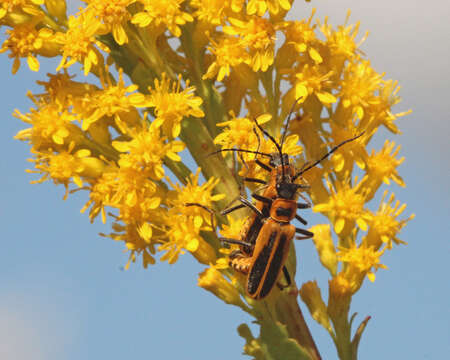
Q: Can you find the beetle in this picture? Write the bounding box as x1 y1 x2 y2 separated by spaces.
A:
188 102 364 299
213 123 364 299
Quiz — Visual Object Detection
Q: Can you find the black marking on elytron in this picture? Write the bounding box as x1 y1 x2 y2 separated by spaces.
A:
276 206 293 218
244 216 263 254
259 233 288 299
247 230 278 295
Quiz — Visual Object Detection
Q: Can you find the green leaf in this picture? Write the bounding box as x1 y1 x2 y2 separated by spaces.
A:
351 316 371 360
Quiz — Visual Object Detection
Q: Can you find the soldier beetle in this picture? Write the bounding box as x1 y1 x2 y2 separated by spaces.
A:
188 102 364 299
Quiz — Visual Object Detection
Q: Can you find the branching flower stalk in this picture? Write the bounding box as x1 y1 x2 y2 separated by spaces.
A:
2 1 414 359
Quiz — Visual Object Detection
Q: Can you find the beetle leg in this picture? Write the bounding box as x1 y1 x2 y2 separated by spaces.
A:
276 266 292 290
219 237 254 248
185 203 216 231
295 227 314 240
295 214 308 226
221 203 246 215
244 177 267 184
252 193 272 204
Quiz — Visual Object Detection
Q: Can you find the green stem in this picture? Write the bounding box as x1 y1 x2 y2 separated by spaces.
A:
164 158 191 185
180 23 227 138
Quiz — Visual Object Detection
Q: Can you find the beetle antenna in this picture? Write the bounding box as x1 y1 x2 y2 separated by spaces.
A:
209 148 272 158
292 131 365 181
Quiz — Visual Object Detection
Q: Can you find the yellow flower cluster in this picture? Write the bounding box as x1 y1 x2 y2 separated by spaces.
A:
14 67 217 269
3 1 412 358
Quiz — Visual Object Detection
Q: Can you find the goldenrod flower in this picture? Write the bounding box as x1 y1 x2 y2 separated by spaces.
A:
314 177 371 237
363 140 405 200
246 0 290 16
0 0 43 24
27 142 105 198
191 0 243 25
203 37 250 81
55 11 109 75
363 191 414 250
80 69 148 131
0 24 56 73
338 244 387 287
282 10 322 65
224 16 276 72
131 0 193 37
198 266 245 307
83 0 135 45
145 74 205 138
6 2 413 359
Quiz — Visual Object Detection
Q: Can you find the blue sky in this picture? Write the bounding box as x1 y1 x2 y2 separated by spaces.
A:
1 1 449 359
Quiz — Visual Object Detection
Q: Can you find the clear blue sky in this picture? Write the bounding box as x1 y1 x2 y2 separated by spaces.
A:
1 1 449 359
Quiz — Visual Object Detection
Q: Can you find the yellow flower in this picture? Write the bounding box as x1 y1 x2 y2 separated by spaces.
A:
146 74 205 138
112 122 185 180
319 10 367 65
55 11 109 75
214 113 271 151
191 0 243 25
162 215 216 264
219 215 247 240
102 222 158 269
290 64 336 106
80 68 147 131
27 142 105 198
131 0 193 37
327 274 352 323
281 10 322 65
310 224 337 276
161 170 225 264
198 266 244 307
363 140 405 200
224 16 276 72
0 25 57 73
338 244 387 287
363 191 414 250
246 0 290 16
168 170 225 226
92 166 163 225
84 0 136 45
14 98 85 151
0 0 43 24
337 59 382 120
203 37 250 81
35 71 96 107
365 79 411 134
328 124 367 174
314 176 371 237
214 112 302 179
